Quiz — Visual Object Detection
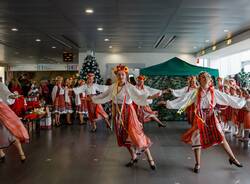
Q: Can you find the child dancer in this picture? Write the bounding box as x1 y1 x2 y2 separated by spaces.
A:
52 76 66 126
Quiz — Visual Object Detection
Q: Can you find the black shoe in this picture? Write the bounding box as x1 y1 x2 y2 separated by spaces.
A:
125 158 138 167
148 159 156 170
193 164 200 173
91 128 97 133
229 158 243 168
0 156 5 163
158 123 166 128
20 155 26 163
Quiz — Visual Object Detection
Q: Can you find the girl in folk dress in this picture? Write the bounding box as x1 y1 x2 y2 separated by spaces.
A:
239 89 250 142
73 73 110 132
169 76 198 125
75 79 88 125
91 65 161 170
65 78 74 125
159 72 245 173
0 82 29 163
52 76 66 126
134 75 167 127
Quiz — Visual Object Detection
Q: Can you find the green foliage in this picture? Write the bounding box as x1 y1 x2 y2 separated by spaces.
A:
79 55 103 84
145 76 188 121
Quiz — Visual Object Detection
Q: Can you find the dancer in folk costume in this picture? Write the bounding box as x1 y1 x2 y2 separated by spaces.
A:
0 82 29 163
134 75 167 127
220 85 232 132
75 79 88 125
65 78 74 125
169 76 198 125
236 87 245 138
229 84 239 135
239 89 250 142
73 73 110 132
159 72 245 173
52 76 66 126
91 65 161 170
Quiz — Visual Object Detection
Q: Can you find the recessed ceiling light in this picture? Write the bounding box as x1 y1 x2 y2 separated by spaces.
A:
138 46 142 49
104 38 109 42
35 38 41 42
193 46 197 49
52 46 56 49
11 28 18 32
85 8 94 14
212 45 217 51
109 45 112 49
224 29 229 33
205 40 210 43
97 27 103 31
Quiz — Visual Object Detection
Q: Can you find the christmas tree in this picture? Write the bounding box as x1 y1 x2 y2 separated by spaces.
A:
79 55 103 84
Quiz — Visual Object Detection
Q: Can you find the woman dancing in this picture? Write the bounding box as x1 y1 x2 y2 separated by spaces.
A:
159 72 245 173
0 82 29 163
134 75 167 127
90 65 160 170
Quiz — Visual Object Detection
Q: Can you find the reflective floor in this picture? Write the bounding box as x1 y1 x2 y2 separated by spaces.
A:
0 120 250 184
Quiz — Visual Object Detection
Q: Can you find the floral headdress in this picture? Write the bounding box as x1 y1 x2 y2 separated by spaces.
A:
136 75 146 81
113 64 129 75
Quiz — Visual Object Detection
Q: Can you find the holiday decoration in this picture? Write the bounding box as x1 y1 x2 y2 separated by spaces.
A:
235 69 250 88
79 55 103 84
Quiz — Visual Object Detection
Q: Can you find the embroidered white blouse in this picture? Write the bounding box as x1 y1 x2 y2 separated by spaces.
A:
51 85 65 103
167 88 246 110
0 82 15 105
170 86 196 98
92 83 149 106
73 83 108 96
136 85 162 104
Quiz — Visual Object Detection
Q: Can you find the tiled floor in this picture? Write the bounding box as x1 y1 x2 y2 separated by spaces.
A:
0 121 249 184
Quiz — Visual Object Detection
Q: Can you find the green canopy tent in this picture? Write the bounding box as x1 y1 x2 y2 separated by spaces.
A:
140 57 219 77
140 57 219 121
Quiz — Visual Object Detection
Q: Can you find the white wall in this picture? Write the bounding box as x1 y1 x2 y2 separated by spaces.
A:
0 66 5 82
79 52 196 79
200 39 250 77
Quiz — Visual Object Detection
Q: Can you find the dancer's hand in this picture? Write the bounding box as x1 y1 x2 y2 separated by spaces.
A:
157 101 166 106
86 95 92 102
148 92 161 99
162 89 171 94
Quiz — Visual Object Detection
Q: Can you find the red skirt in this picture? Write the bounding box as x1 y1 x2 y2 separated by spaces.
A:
182 111 223 149
86 101 108 123
243 110 250 129
135 104 158 123
0 102 29 143
113 103 152 149
77 97 88 114
53 94 66 114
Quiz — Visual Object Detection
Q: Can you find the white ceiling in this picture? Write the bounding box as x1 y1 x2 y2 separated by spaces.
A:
1 0 250 63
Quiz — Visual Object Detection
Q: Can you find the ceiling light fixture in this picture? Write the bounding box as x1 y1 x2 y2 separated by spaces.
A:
85 8 94 14
52 46 56 49
224 29 229 33
104 38 109 42
205 40 210 43
11 28 18 32
212 45 217 51
97 27 103 31
35 38 41 42
109 45 112 49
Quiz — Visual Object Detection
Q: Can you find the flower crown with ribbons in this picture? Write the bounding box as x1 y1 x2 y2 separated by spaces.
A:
113 64 129 75
136 75 146 81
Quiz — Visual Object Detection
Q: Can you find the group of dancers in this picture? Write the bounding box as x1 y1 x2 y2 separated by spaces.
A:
1 64 250 173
